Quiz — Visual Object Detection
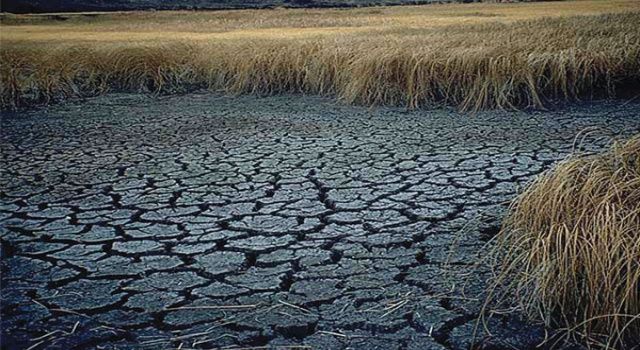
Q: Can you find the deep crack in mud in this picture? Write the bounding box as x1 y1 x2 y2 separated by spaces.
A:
1 93 639 349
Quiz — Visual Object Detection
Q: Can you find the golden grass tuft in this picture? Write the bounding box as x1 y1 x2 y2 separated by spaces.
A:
486 135 640 348
1 0 639 110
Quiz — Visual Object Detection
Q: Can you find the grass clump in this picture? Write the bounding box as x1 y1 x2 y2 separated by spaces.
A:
486 135 640 348
1 0 639 110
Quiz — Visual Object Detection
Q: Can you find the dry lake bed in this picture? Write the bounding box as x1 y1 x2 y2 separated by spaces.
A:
1 93 639 349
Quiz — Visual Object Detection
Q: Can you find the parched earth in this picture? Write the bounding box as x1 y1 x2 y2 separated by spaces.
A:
1 93 639 350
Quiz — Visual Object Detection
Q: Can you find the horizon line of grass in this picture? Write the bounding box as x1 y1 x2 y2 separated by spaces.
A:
1 11 639 111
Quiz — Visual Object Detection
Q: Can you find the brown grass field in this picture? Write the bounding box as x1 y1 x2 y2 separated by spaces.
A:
1 0 639 110
486 134 640 348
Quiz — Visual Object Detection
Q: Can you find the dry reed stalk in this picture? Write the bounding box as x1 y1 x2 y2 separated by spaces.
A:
1 9 639 110
485 135 640 348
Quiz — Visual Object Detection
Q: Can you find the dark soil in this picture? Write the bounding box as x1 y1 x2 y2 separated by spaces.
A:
1 93 639 349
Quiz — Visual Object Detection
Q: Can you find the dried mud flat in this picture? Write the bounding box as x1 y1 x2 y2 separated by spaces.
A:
1 93 639 350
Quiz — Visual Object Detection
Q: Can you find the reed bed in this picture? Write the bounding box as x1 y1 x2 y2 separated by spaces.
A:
1 0 639 110
486 135 640 348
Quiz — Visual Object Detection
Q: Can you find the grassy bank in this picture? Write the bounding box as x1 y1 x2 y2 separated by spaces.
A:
1 0 639 110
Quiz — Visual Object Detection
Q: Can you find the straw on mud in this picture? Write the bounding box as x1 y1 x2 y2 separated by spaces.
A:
30 330 63 342
317 330 349 338
31 297 92 319
380 299 409 318
25 341 45 350
277 300 313 314
164 304 258 311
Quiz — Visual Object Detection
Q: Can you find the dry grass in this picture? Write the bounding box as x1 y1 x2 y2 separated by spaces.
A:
1 0 639 110
485 135 640 348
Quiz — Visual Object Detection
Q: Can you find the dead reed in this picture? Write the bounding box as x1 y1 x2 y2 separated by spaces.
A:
485 135 640 348
1 1 639 110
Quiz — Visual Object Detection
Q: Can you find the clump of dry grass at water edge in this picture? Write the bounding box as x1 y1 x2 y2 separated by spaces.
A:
484 134 640 349
1 0 639 111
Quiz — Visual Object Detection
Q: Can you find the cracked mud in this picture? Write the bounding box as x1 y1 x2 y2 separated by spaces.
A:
1 94 639 349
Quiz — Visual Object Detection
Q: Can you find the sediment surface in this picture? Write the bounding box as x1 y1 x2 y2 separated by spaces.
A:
1 93 639 349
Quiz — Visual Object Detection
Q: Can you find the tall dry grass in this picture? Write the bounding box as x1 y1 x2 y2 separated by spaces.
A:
485 135 640 348
1 0 639 110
